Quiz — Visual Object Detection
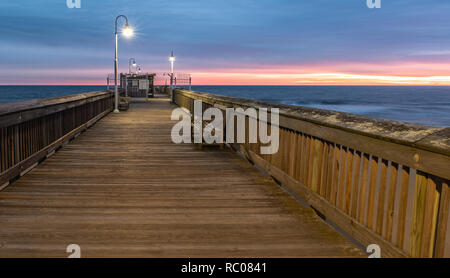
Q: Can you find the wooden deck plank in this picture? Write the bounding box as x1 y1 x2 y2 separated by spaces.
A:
0 95 364 258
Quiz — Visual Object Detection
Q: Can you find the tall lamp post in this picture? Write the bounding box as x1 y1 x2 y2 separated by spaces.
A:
169 50 175 102
114 15 133 113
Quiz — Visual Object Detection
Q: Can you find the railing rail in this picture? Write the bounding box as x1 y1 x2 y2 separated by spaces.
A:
174 88 450 258
0 91 114 189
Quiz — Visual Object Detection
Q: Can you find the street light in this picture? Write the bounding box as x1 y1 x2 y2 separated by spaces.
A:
129 58 137 74
114 15 133 113
169 50 175 74
123 26 133 37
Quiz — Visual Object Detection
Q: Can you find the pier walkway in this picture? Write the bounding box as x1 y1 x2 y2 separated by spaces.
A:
0 95 364 257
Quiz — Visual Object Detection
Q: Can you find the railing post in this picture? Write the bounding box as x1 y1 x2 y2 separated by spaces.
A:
433 180 449 257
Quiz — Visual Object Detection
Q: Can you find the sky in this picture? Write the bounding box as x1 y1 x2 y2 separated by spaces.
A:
1 0 450 85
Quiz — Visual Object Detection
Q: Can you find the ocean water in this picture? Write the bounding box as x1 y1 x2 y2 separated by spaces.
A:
0 85 449 127
0 86 106 103
192 86 450 127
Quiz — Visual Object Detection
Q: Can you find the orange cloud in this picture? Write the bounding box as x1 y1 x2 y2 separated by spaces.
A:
189 62 450 85
191 72 450 85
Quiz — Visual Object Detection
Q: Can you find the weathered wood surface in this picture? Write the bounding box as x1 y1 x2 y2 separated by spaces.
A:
0 91 114 187
0 95 364 258
174 90 447 148
174 89 450 258
0 91 112 122
176 90 450 179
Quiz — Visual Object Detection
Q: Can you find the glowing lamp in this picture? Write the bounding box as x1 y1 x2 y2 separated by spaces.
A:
122 24 134 37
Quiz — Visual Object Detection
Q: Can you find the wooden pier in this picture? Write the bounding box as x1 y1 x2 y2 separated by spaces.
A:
0 89 449 258
0 94 363 257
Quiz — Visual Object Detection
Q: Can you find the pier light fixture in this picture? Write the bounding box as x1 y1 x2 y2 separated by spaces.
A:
114 15 133 113
122 24 134 38
170 50 175 74
169 51 175 80
129 58 137 74
169 50 175 74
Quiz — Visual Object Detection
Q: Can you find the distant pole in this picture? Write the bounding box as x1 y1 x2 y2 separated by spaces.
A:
189 76 192 91
114 15 133 113
107 76 110 90
169 50 175 103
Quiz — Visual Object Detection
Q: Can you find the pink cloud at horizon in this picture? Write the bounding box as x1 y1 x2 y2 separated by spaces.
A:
2 61 450 85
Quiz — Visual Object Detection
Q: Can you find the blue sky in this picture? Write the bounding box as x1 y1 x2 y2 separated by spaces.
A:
1 0 450 84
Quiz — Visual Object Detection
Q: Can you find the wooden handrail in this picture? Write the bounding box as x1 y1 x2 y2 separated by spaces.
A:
173 88 450 258
0 91 114 188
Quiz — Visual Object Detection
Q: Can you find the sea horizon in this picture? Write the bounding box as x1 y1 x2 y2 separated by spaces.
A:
1 85 449 127
2 84 450 86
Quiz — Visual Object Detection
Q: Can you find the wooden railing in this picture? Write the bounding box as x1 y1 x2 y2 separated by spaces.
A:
0 91 114 189
174 89 450 258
